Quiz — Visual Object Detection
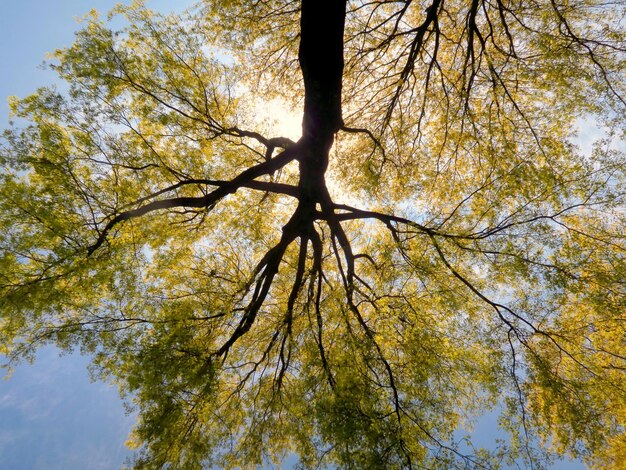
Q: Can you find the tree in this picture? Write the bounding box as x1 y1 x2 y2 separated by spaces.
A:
1 0 625 467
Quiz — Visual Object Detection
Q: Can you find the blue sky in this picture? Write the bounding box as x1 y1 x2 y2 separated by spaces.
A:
0 2 587 469
0 347 134 469
0 0 195 123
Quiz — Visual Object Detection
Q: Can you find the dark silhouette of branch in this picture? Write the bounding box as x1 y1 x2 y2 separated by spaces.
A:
88 146 299 255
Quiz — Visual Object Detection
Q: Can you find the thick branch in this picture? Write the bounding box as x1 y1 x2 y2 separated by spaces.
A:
88 146 298 255
119 179 298 211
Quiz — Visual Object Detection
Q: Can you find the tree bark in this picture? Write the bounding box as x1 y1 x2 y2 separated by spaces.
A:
298 0 347 209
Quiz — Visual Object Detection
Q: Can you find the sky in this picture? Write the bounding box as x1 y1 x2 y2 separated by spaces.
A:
0 1 587 469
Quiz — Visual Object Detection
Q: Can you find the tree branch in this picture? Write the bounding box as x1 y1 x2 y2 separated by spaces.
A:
88 146 299 255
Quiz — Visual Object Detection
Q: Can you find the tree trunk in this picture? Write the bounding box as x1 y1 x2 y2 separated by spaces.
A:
298 0 347 210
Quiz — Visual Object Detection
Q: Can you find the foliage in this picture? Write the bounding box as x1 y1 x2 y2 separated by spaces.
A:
1 0 625 468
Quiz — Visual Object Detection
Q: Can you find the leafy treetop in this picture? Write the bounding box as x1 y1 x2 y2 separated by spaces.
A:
1 0 625 468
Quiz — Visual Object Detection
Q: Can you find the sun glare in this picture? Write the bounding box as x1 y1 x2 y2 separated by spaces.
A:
259 99 303 141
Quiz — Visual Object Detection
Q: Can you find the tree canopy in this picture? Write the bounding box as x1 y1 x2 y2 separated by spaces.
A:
1 0 626 468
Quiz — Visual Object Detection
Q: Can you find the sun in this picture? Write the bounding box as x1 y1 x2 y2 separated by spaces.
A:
257 98 303 141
